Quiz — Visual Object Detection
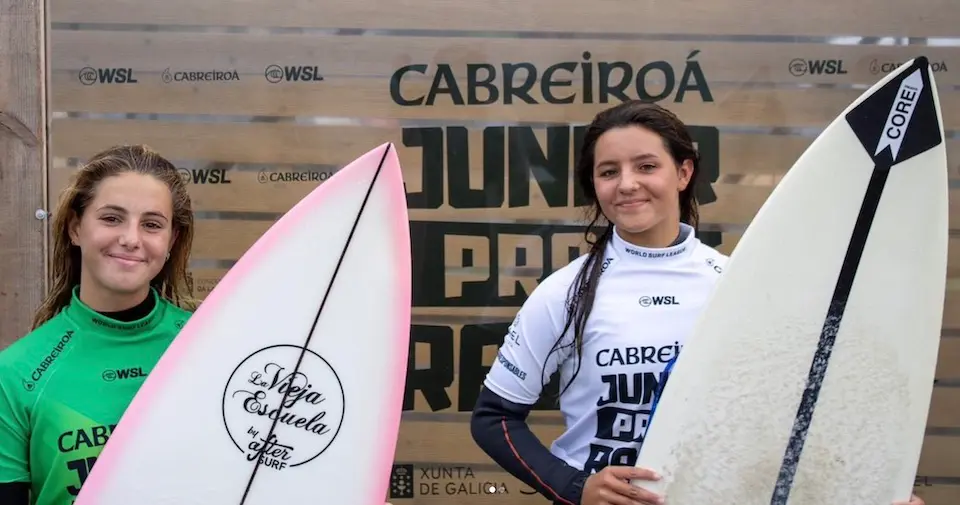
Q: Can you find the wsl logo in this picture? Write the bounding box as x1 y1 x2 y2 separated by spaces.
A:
222 345 345 471
639 295 679 307
178 167 232 185
788 58 848 77
102 367 146 382
264 64 324 84
78 67 138 85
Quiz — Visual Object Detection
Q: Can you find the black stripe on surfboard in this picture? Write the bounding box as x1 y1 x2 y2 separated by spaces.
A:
237 144 394 505
770 57 940 504
768 164 889 504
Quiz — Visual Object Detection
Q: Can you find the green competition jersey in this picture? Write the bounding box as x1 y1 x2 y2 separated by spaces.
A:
0 287 191 505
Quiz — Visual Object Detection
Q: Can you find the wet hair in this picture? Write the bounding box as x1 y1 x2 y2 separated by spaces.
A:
32 144 197 329
543 100 702 397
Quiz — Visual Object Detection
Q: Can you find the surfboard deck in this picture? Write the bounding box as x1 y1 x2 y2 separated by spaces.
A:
631 57 948 504
75 142 412 505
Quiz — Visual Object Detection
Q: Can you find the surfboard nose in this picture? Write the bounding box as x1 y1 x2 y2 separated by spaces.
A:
844 57 945 168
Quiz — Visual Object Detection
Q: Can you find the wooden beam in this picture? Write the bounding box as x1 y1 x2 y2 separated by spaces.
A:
0 0 48 350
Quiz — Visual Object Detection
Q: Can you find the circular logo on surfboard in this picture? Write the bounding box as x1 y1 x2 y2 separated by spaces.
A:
222 344 345 470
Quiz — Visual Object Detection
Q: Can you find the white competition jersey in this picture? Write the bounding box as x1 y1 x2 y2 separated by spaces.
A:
483 222 728 474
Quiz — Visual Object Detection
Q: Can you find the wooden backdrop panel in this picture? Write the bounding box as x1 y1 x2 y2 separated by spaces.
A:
44 2 960 503
47 31 960 87
47 119 960 176
0 0 47 351
48 77 960 129
48 0 956 37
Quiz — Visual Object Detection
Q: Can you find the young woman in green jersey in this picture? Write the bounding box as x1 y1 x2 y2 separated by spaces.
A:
0 145 399 505
0 145 197 505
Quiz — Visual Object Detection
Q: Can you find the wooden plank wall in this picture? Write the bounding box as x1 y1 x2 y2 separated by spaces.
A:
45 0 959 502
0 0 48 350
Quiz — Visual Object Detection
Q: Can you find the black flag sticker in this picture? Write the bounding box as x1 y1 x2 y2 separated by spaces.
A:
845 56 943 168
874 69 924 159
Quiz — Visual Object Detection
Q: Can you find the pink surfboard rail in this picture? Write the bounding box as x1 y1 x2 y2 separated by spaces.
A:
76 142 411 505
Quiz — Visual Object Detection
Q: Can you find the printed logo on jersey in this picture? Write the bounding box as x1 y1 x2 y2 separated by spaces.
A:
500 313 527 381
638 295 679 307
506 313 521 346
23 330 74 391
90 316 152 331
495 351 527 381
58 423 118 498
705 257 723 274
600 256 614 273
567 256 616 310
222 344 345 471
101 366 146 381
585 343 679 473
624 245 686 259
595 342 682 368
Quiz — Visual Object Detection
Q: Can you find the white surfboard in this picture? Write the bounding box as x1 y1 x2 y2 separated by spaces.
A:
75 143 412 504
632 57 948 504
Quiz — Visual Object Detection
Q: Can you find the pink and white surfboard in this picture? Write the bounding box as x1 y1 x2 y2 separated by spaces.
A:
76 143 411 505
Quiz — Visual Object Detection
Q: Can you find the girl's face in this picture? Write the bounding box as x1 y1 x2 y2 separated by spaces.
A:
69 172 177 310
591 125 693 247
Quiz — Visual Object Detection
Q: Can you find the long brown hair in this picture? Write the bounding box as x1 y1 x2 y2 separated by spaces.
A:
544 100 702 397
33 144 197 329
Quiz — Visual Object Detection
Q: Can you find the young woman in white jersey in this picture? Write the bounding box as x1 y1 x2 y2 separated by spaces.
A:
470 100 925 505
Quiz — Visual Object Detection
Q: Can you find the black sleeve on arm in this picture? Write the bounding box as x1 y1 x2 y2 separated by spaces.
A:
470 387 589 505
0 482 29 505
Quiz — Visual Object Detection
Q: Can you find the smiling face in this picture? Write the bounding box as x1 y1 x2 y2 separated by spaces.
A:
69 172 178 311
591 125 693 247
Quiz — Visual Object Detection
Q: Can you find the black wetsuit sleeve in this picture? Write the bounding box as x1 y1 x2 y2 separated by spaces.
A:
471 387 589 505
0 482 30 505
